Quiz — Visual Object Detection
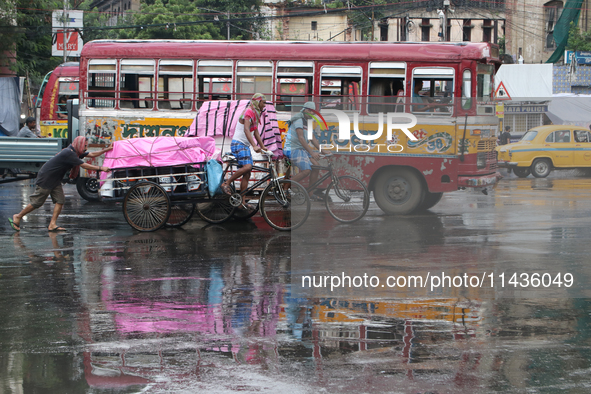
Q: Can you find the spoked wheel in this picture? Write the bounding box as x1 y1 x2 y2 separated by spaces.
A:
325 175 370 223
123 181 171 232
260 179 310 231
196 195 236 224
165 202 196 228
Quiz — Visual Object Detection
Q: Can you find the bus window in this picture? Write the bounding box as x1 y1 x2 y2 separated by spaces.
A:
276 61 313 112
198 60 233 105
411 67 454 115
368 62 405 113
236 61 272 101
320 66 362 112
158 60 193 111
476 63 495 115
120 59 155 109
88 60 116 108
57 77 79 118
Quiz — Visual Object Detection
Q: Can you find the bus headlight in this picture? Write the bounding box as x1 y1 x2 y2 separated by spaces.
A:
477 152 487 169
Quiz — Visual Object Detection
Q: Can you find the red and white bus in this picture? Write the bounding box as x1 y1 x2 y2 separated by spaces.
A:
36 61 79 138
78 40 501 213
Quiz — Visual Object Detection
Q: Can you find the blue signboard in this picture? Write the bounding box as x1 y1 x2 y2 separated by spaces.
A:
564 50 591 64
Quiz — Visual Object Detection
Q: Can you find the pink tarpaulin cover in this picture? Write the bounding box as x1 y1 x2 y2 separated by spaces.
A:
187 100 283 158
100 136 216 180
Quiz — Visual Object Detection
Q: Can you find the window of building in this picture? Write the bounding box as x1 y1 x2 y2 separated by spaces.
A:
88 59 116 108
463 19 472 42
483 19 492 43
545 1 563 49
421 19 431 42
276 61 314 112
158 60 193 110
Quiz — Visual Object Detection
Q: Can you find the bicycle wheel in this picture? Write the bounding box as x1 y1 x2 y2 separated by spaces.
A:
325 175 370 223
123 181 171 232
165 202 196 228
260 179 310 231
196 195 236 224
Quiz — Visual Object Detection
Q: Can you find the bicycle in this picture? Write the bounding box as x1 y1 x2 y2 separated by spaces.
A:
206 150 311 231
287 153 370 223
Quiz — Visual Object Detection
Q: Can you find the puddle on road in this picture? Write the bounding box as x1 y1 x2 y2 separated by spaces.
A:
1 181 591 392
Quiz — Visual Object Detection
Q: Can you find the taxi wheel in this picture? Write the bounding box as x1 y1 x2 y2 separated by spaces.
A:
531 158 552 178
513 167 531 178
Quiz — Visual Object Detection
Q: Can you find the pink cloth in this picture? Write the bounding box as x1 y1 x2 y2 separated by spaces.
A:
187 100 283 158
100 136 216 180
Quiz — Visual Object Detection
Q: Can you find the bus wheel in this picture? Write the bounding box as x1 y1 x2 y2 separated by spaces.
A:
373 168 424 215
416 191 443 211
76 177 101 202
531 159 552 178
513 167 531 178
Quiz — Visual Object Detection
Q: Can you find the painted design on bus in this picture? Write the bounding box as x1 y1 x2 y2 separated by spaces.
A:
408 131 453 153
84 117 191 143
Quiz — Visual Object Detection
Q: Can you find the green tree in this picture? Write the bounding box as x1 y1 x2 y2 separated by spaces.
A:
196 0 263 40
566 22 591 51
125 0 220 40
0 0 63 85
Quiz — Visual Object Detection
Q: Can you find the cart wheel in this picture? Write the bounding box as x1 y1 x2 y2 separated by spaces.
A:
123 181 171 232
166 202 196 228
196 195 236 224
260 179 310 231
325 175 370 223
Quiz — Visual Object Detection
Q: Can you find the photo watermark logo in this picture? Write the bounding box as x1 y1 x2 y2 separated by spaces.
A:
307 110 419 153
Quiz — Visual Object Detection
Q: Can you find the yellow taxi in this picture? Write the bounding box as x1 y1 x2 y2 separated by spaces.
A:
495 125 591 178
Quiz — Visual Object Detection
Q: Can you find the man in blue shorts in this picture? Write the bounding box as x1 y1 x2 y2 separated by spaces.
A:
284 102 323 200
220 93 267 209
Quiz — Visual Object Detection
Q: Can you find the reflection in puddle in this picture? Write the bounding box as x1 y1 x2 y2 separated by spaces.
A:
2 180 591 392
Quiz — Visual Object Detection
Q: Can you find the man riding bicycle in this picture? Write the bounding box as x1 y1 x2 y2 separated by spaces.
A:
284 102 324 201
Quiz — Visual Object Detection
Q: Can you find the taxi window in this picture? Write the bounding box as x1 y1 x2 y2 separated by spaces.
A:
553 130 571 143
575 130 591 142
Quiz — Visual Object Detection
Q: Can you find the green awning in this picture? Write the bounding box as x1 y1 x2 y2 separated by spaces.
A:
546 0 584 63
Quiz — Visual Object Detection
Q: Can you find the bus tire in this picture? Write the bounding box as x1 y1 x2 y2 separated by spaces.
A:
76 177 101 202
373 168 424 215
416 191 443 211
531 158 552 178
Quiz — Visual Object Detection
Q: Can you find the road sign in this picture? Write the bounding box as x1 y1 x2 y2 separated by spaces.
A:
495 81 511 100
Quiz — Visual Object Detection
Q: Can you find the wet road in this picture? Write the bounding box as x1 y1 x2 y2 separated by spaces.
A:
1 171 591 393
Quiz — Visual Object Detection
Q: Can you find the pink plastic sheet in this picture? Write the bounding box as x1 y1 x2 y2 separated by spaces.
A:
100 136 216 180
187 100 283 158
